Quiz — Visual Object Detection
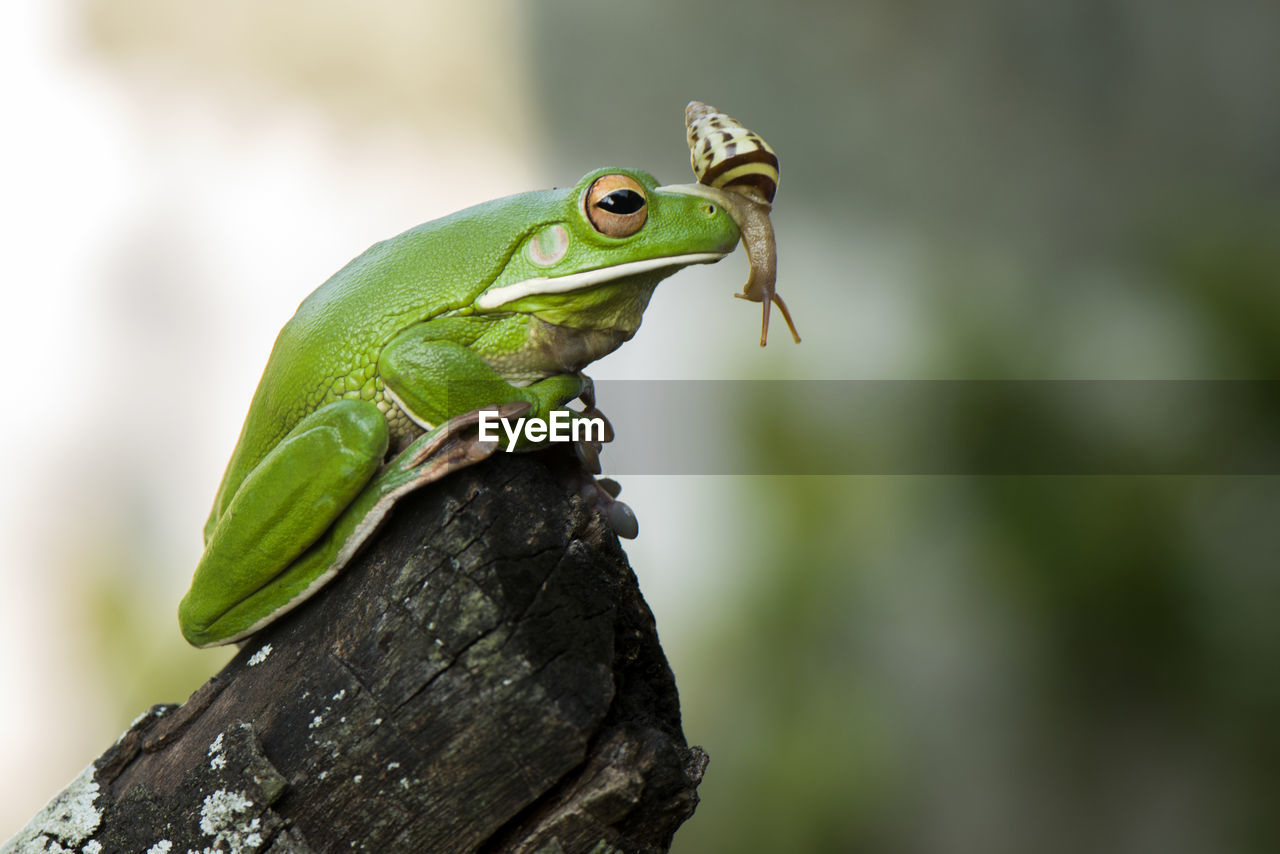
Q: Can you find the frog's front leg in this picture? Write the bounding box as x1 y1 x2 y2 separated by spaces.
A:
382 324 641 537
179 399 389 647
378 321 588 432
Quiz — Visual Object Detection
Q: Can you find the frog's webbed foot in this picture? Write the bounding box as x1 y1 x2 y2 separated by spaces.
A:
339 401 529 556
569 399 614 474
560 392 635 539
345 401 527 550
401 401 527 479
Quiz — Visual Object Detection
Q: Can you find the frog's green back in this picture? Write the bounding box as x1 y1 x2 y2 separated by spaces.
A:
208 188 569 530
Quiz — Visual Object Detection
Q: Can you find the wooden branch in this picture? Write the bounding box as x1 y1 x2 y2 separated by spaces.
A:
5 450 706 854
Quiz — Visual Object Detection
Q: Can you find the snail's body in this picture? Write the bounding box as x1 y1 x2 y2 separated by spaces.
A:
684 100 799 346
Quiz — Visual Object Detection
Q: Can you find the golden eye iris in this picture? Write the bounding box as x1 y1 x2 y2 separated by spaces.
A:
584 174 648 237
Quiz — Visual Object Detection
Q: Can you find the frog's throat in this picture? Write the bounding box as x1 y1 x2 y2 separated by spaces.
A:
475 252 726 310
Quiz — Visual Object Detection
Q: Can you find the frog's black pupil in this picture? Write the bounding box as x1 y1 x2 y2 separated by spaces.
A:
596 189 645 215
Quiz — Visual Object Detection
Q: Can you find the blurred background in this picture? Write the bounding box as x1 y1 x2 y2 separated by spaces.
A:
2 1 1277 851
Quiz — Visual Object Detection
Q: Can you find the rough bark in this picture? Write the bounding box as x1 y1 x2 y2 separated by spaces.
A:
4 449 706 854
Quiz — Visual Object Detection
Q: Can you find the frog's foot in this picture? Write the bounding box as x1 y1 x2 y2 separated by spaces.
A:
558 395 633 538
575 446 639 540
393 401 530 494
317 401 531 595
570 376 616 439
569 401 615 475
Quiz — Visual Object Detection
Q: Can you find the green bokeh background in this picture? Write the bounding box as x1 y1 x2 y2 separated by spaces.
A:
526 5 1280 849
10 1 1279 850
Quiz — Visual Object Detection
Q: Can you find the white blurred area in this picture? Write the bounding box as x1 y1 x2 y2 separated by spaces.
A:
0 1 928 836
0 0 544 833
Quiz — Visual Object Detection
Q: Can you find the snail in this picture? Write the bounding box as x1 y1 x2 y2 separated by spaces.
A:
679 101 799 346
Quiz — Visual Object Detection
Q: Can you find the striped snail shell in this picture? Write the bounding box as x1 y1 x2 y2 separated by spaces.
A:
685 101 779 205
682 100 799 346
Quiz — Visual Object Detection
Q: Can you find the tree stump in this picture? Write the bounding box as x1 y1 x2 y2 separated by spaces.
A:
4 450 706 854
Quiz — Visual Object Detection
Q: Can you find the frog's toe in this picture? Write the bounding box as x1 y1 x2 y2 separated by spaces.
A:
576 474 639 539
577 375 596 408
569 402 613 475
578 404 615 442
402 402 524 475
607 500 639 539
574 438 603 475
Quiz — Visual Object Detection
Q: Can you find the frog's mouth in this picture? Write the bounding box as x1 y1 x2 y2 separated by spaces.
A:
474 252 726 310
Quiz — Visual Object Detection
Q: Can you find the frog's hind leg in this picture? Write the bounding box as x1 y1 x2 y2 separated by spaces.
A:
179 399 388 647
180 403 515 647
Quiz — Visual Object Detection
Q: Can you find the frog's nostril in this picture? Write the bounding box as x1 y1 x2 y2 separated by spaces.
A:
702 203 717 216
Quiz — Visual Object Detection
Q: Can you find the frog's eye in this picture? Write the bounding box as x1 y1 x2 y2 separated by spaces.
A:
585 174 648 238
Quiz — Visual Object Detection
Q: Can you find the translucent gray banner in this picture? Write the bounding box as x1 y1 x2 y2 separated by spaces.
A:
559 380 1280 475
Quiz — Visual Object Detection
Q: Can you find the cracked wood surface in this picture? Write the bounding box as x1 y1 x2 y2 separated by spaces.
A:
5 450 705 854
